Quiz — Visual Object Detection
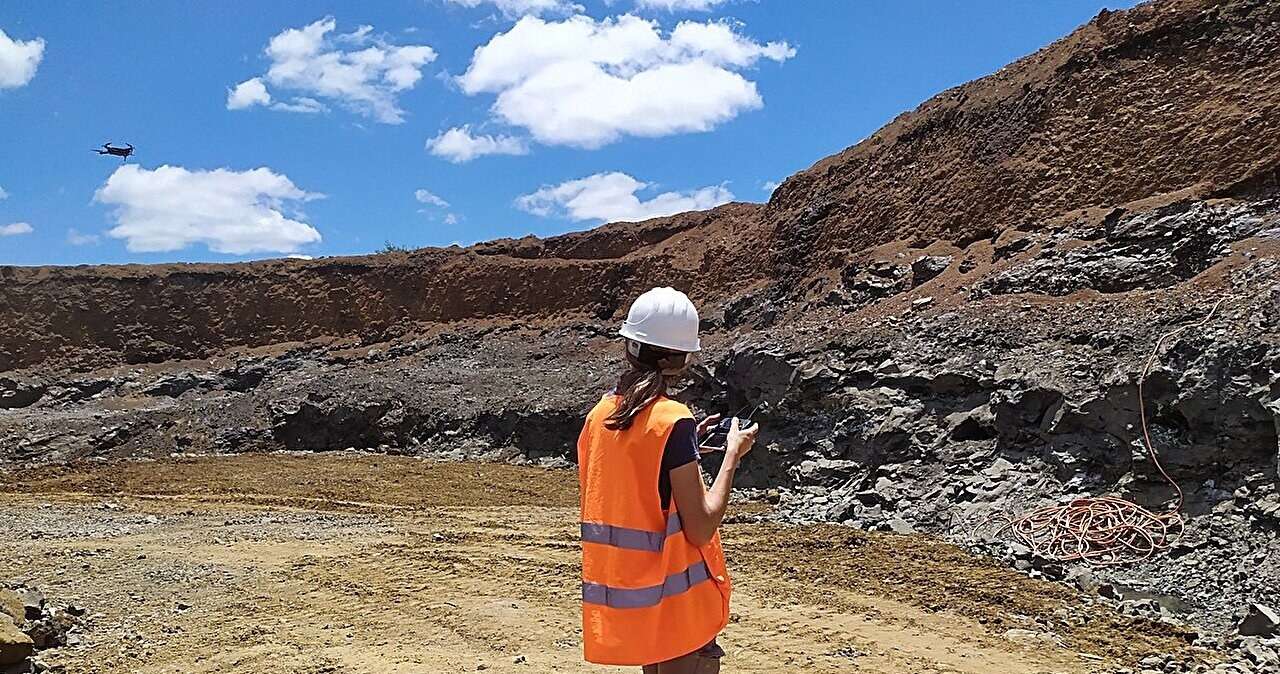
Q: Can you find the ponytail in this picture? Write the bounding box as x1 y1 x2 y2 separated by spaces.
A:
604 342 689 430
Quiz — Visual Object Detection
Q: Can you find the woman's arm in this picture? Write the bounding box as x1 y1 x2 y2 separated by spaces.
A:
671 417 759 546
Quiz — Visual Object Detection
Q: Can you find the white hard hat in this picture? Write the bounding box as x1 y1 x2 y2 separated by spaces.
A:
619 287 701 353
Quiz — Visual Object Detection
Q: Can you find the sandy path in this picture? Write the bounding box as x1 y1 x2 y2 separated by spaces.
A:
0 455 1188 673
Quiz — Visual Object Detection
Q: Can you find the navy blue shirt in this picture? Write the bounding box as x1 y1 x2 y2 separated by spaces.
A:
659 417 701 510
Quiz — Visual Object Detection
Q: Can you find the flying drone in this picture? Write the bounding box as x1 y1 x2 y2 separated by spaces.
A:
92 142 134 162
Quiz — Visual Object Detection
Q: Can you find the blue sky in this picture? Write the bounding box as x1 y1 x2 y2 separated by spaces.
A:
0 0 1136 267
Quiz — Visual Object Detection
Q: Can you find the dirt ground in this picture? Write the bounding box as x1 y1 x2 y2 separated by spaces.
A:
0 454 1195 673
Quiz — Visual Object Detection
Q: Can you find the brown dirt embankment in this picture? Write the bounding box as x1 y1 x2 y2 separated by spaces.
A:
768 0 1280 266
3 0 1278 375
0 205 764 373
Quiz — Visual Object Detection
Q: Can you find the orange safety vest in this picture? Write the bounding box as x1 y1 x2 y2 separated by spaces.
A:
578 395 732 666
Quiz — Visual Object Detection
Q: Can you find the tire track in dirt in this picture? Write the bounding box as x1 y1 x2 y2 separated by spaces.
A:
0 455 1196 673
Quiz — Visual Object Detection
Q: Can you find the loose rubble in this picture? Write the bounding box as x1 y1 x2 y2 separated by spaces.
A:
0 586 84 673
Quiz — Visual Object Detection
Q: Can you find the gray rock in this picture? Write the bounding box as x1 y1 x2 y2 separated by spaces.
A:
1001 628 1059 646
19 589 43 622
1239 603 1280 637
886 518 916 535
1239 636 1280 669
911 256 953 286
142 372 220 398
269 397 390 451
0 378 45 409
980 457 1014 479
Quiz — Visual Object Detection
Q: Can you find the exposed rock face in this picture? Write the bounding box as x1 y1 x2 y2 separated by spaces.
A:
3 201 1274 635
0 379 44 410
270 397 391 452
2 0 1279 646
974 202 1278 298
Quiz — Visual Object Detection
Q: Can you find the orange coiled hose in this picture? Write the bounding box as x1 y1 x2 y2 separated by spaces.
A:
992 298 1225 566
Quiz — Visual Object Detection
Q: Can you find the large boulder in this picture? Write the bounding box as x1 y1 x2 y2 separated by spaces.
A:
910 255 952 287
0 377 44 409
0 590 20 628
1239 603 1280 637
0 620 32 666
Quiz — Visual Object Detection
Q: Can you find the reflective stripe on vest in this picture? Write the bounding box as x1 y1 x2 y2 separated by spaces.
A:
582 561 711 609
581 511 682 553
578 395 731 666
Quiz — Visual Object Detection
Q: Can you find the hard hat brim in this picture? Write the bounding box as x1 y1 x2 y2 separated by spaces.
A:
619 325 701 353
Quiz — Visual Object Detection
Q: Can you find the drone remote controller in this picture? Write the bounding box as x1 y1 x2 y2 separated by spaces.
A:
697 416 758 451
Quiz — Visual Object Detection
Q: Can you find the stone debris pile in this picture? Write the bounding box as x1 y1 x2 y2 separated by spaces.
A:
0 587 84 674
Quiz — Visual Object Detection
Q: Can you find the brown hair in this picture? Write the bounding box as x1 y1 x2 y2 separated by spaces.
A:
604 342 689 431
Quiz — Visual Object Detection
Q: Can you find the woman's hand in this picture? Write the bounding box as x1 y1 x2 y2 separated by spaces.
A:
672 416 759 547
725 417 760 464
696 414 722 442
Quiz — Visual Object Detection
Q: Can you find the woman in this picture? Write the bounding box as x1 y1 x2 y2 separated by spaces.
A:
578 287 760 673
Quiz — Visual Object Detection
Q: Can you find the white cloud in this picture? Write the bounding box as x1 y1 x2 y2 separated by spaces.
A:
270 97 327 113
226 77 272 109
286 253 314 260
0 28 44 89
66 228 100 246
229 17 437 124
761 180 779 192
444 213 460 225
94 165 323 255
414 188 450 208
444 0 581 17
426 126 529 163
0 186 7 200
0 222 33 236
516 171 732 222
456 15 793 148
228 79 327 113
634 0 731 10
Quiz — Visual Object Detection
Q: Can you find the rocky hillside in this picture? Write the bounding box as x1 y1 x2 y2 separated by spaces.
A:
769 0 1280 260
3 0 1280 656
4 0 1277 374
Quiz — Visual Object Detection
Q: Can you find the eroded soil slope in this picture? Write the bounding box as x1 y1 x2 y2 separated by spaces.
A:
769 0 1280 268
0 204 766 372
2 0 1278 372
